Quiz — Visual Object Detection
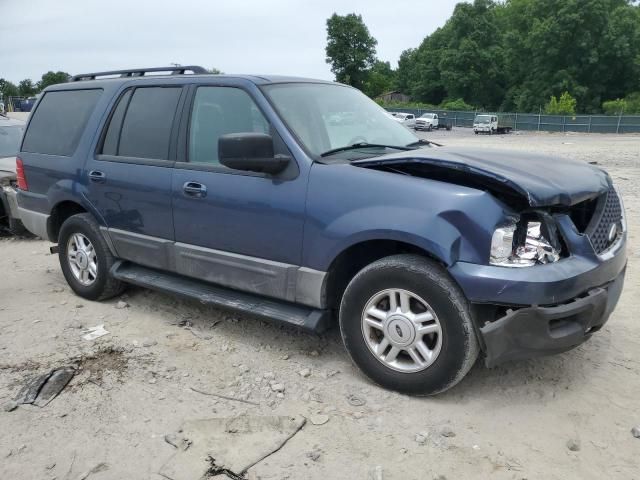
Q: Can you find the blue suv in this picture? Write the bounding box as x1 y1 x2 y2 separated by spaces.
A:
15 66 627 394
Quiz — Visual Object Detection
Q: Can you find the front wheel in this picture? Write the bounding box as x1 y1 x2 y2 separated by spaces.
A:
58 213 125 301
339 254 479 395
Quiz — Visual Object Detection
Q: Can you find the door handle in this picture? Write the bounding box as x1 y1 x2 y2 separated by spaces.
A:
183 181 207 198
88 170 106 183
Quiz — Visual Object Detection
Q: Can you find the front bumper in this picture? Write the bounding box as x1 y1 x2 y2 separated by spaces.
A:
480 266 625 366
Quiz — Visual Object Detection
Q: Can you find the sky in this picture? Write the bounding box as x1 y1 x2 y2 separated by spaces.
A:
0 0 458 84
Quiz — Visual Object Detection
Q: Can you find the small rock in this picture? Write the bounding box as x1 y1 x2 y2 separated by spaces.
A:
631 426 640 439
306 450 321 462
309 414 330 425
566 439 581 452
270 383 285 393
310 350 319 357
346 394 366 407
116 300 129 309
75 304 83 309
352 411 364 420
276 392 285 399
166 366 177 372
280 354 289 360
440 426 456 438
415 433 428 445
148 378 157 384
2 401 18 412
238 365 250 374
263 372 275 380
298 368 311 378
142 339 157 347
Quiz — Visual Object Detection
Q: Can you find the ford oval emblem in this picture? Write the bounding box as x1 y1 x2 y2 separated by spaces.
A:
607 223 618 243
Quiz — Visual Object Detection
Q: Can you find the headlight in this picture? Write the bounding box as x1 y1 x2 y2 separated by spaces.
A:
490 220 560 267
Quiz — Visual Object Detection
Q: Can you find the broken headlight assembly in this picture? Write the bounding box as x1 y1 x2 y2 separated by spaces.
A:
490 216 561 267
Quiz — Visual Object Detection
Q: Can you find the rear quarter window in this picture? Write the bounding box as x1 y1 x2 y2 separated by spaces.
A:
21 89 102 156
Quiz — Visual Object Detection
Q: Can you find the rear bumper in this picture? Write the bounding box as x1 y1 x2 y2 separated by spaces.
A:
2 185 20 220
480 267 625 366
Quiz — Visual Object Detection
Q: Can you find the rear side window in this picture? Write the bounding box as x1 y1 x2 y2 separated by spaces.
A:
22 89 102 156
101 87 181 160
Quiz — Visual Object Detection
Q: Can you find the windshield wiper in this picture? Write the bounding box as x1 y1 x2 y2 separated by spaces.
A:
406 139 443 147
320 142 414 158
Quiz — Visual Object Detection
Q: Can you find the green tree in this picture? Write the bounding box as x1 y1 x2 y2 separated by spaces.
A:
0 79 19 99
394 0 640 113
18 79 37 97
325 13 377 90
37 71 70 90
207 67 223 74
362 61 396 98
545 91 577 115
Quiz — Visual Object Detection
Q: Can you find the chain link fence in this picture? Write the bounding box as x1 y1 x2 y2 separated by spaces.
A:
386 108 640 134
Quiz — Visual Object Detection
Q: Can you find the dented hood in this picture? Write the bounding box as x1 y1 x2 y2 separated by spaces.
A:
352 146 610 207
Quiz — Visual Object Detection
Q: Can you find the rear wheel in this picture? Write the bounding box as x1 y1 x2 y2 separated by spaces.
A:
339 254 479 395
58 213 124 301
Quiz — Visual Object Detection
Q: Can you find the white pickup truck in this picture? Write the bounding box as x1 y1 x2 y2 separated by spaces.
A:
415 113 453 131
473 114 512 134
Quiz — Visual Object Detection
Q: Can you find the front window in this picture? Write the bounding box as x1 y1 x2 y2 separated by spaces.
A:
420 114 435 119
475 115 491 124
263 83 418 158
0 125 23 157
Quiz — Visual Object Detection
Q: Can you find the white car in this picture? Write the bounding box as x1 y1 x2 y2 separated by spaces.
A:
391 112 416 128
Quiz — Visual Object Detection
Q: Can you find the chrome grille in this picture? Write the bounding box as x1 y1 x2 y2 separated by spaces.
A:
588 186 623 255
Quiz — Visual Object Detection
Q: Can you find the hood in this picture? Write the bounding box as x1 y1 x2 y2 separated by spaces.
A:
353 146 609 208
0 156 16 174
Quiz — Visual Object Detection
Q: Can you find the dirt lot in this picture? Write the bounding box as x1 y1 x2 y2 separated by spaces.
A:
1 129 639 480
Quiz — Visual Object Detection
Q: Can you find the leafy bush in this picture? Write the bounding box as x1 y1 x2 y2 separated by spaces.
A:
603 93 640 115
439 98 474 111
545 92 577 115
602 98 627 115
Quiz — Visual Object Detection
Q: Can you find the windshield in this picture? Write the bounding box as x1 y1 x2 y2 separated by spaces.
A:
475 115 491 124
0 125 23 157
263 83 418 158
420 114 435 119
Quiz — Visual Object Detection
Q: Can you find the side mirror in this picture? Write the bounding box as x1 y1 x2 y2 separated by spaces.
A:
218 133 289 175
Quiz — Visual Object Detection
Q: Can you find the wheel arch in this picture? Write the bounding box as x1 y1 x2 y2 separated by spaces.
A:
323 238 446 311
48 200 90 242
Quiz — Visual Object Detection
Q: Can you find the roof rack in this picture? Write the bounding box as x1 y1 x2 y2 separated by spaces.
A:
70 66 208 82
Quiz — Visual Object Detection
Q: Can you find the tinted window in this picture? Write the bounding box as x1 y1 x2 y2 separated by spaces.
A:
189 87 269 165
101 90 132 156
117 87 181 160
22 89 102 156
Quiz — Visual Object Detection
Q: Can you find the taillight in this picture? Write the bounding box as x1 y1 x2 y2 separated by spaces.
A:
16 156 28 190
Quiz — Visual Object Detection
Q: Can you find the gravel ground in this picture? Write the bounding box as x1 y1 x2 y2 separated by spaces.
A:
1 129 639 480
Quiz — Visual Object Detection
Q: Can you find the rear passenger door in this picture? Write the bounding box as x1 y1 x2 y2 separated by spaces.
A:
86 85 184 270
171 85 307 301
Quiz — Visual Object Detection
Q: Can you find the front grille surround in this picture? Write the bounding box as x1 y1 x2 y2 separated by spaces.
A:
585 186 624 256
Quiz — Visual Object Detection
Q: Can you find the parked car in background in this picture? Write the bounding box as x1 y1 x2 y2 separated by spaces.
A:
473 114 512 134
0 115 27 234
16 66 627 395
415 113 453 131
391 112 416 128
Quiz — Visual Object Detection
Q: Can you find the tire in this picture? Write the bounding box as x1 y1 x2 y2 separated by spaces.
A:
58 213 124 301
339 254 479 395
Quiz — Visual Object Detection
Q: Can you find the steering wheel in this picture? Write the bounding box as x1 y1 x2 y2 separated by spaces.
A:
347 136 368 145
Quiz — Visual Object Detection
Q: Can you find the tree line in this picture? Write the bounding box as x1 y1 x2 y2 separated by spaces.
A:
326 0 640 114
0 71 70 100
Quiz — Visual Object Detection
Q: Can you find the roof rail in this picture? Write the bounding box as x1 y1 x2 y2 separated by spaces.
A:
70 66 208 82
